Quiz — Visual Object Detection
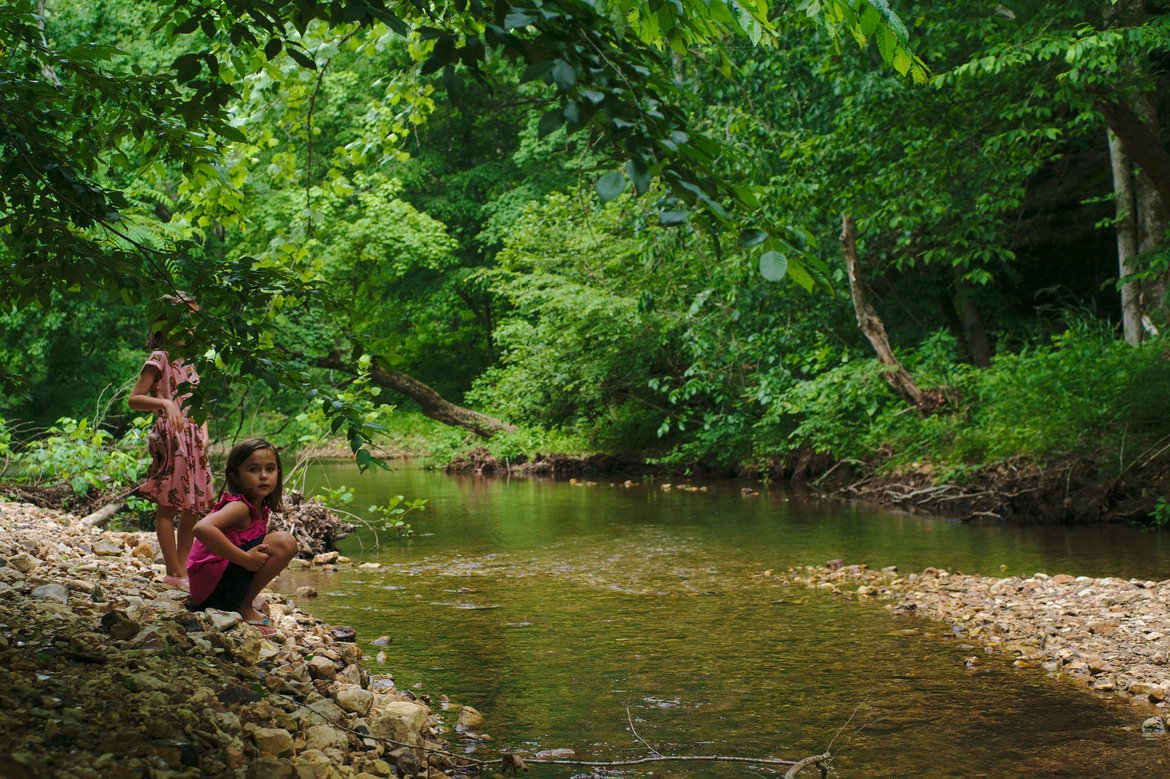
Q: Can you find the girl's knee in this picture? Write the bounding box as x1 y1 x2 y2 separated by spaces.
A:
266 531 298 557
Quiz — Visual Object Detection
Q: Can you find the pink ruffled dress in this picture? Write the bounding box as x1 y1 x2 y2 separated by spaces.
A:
187 492 270 607
138 350 215 514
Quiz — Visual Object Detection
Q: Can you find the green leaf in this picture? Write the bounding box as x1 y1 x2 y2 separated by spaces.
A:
264 38 283 60
537 108 565 137
287 48 317 70
504 9 539 28
551 60 576 91
173 17 200 35
759 250 788 282
596 171 627 203
738 229 766 248
172 53 201 82
626 158 651 195
659 210 688 226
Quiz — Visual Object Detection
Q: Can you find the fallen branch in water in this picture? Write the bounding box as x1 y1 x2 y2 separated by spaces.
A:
518 752 833 776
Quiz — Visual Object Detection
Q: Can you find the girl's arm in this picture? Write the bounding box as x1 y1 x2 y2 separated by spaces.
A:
128 366 185 429
193 502 271 572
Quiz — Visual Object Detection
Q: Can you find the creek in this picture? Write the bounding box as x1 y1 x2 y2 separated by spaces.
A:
273 460 1170 777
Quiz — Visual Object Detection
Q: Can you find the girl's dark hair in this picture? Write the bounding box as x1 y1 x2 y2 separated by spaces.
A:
146 292 197 350
224 437 283 511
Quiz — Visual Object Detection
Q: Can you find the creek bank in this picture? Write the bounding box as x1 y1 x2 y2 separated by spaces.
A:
766 451 1170 524
444 443 1170 524
443 446 656 478
0 502 472 779
781 561 1170 729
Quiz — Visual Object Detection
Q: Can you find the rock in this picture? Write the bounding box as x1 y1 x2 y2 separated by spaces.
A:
369 701 429 746
248 756 297 779
9 552 41 573
291 749 334 779
372 635 392 646
99 610 140 640
1130 682 1159 698
250 726 295 756
335 684 375 716
359 562 381 569
332 625 357 642
92 539 124 556
288 558 311 570
304 723 349 752
457 705 484 729
124 672 168 692
535 748 577 759
1142 717 1166 733
312 551 339 566
30 583 68 603
205 608 243 631
337 556 352 565
131 542 154 560
305 697 348 726
307 655 337 680
295 585 319 598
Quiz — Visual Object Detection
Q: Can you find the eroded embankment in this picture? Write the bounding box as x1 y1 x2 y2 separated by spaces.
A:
782 562 1170 730
0 502 468 779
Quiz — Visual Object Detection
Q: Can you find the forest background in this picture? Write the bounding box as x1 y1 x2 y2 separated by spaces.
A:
2 0 1170 525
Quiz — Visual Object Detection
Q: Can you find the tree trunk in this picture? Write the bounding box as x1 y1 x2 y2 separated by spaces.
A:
1109 126 1143 344
1097 98 1170 212
841 214 945 414
952 265 992 367
317 354 516 438
1100 0 1170 335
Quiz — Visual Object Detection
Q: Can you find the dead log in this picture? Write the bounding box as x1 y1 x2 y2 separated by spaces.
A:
841 214 946 415
316 354 516 438
80 500 126 528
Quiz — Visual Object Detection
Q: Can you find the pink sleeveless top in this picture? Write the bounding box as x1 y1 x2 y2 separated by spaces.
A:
187 493 270 605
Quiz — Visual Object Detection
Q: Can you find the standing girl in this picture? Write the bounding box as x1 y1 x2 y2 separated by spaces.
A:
128 293 215 588
187 438 296 632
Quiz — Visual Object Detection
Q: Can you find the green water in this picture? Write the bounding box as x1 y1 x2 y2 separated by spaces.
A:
273 461 1170 777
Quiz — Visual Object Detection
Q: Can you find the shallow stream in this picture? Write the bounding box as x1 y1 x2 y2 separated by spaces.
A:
274 461 1170 777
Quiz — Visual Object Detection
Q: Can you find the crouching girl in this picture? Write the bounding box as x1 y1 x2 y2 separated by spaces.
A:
188 438 296 634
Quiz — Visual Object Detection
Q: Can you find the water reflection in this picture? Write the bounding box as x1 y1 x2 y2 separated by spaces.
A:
272 461 1170 777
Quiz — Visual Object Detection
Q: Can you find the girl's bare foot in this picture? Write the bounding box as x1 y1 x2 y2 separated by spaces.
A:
162 575 189 589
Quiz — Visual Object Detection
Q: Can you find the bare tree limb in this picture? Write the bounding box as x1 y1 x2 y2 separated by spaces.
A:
316 353 516 438
841 214 946 415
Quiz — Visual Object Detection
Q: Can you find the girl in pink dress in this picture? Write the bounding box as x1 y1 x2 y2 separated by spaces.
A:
127 294 215 588
188 438 296 633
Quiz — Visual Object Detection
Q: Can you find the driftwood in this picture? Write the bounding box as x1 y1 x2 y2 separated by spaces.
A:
316 353 515 438
840 214 946 415
271 490 354 558
80 501 126 528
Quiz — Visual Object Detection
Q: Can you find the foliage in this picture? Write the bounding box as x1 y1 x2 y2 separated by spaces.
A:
366 494 427 536
11 416 150 496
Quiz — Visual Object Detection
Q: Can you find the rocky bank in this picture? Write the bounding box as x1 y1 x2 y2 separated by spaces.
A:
0 501 470 779
782 562 1170 730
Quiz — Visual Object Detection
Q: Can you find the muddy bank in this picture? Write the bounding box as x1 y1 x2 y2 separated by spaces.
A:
0 502 472 779
443 446 656 478
782 561 1170 729
767 451 1170 524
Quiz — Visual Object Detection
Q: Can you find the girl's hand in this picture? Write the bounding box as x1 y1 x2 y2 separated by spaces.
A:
163 399 186 429
240 545 271 572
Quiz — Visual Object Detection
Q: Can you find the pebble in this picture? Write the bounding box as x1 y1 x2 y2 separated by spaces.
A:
782 562 1170 722
0 501 455 777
